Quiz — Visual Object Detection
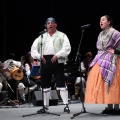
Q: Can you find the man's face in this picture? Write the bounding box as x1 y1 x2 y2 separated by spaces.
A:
46 21 57 32
86 56 92 62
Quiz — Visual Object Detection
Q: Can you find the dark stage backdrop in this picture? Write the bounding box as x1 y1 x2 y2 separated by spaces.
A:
1 0 120 63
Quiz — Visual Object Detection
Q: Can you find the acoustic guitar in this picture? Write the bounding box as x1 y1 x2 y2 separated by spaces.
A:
11 67 24 80
10 56 26 81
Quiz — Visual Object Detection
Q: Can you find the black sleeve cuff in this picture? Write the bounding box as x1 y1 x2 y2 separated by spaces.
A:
114 49 120 54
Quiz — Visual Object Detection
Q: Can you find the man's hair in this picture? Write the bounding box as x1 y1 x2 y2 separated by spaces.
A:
45 17 57 25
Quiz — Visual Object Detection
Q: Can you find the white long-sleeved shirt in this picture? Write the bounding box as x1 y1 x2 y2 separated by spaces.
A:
31 30 71 63
3 59 21 80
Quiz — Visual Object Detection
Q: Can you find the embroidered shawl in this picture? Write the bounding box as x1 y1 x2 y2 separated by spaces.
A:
90 27 120 92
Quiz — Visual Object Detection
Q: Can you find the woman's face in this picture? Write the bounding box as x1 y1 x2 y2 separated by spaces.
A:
100 16 110 30
28 56 34 62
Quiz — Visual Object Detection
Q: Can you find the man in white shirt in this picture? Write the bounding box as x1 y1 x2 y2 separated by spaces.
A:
31 17 71 113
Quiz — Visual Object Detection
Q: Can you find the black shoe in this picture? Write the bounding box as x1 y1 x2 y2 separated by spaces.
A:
101 108 114 115
19 99 26 105
44 105 49 110
112 109 120 115
37 106 49 113
64 105 70 113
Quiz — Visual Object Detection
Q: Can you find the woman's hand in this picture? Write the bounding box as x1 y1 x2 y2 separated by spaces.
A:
107 49 114 54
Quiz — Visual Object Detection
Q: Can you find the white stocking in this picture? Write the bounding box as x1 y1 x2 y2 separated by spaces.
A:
24 85 37 94
17 83 25 100
60 88 68 105
18 89 25 101
43 90 50 106
0 83 3 92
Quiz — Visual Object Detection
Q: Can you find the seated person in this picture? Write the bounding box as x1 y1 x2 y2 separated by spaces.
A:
22 52 41 89
65 52 93 100
75 52 93 100
74 75 86 100
78 52 93 81
3 58 37 104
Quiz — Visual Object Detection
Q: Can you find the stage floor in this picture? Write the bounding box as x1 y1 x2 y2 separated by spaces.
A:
0 100 120 120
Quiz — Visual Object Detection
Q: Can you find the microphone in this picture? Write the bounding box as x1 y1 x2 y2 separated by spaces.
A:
39 29 47 35
81 24 91 29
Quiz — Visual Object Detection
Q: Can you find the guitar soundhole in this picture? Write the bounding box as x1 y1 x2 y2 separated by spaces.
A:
15 75 21 78
18 70 21 73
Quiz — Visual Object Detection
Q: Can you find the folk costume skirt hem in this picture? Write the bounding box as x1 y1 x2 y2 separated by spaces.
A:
85 56 120 104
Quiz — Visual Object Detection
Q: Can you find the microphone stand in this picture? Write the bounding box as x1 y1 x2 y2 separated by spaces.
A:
26 74 31 105
22 33 60 117
0 74 17 106
71 29 107 119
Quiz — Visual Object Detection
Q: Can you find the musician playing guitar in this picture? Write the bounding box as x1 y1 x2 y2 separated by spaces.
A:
3 58 37 104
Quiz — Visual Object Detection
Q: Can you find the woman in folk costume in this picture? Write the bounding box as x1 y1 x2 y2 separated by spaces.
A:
85 15 120 115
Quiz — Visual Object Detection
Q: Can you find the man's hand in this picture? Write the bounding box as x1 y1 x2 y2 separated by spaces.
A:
51 55 58 63
41 55 46 64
